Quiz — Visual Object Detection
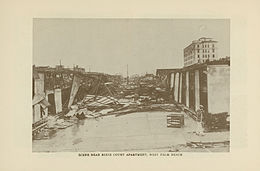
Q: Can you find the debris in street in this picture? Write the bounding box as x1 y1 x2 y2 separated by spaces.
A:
47 117 74 129
167 114 184 128
65 105 78 117
186 141 230 149
61 73 179 121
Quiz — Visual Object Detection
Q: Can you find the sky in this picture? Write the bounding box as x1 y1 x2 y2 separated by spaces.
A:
33 19 230 76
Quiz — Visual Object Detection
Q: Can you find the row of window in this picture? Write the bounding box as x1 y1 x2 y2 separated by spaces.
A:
185 48 215 56
197 44 215 48
197 54 215 58
197 49 215 53
185 53 215 61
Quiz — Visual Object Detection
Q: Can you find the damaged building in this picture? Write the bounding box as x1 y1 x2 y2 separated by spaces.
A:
32 65 123 134
156 58 230 130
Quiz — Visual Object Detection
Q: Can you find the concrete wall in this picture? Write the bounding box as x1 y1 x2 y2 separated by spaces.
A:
33 73 44 123
185 72 189 107
68 75 81 108
174 73 179 102
181 72 186 104
34 73 44 95
162 64 229 117
207 65 230 114
178 73 182 103
194 70 200 111
189 71 195 110
170 73 175 88
54 88 62 113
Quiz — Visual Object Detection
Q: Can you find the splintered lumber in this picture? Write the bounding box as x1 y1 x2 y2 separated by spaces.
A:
68 75 81 108
186 141 230 148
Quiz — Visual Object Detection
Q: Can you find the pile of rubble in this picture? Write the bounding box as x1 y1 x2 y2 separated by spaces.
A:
169 141 230 152
61 73 177 119
33 73 178 140
65 95 119 119
63 93 180 120
33 115 77 140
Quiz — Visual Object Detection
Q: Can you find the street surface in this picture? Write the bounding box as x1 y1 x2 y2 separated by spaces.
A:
33 111 229 152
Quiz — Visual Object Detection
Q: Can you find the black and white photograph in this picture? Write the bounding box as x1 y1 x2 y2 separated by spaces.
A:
32 19 230 152
2 0 260 170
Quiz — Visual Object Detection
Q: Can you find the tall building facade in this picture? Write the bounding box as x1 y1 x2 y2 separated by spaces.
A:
184 37 218 67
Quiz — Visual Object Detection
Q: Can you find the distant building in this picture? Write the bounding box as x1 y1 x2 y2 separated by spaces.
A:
73 65 85 73
143 73 155 81
184 37 218 67
55 65 64 70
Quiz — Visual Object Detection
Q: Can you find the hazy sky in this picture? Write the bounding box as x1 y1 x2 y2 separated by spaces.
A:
33 19 230 76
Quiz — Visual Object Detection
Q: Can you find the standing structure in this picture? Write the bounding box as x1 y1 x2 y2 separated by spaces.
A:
156 59 230 130
184 37 218 67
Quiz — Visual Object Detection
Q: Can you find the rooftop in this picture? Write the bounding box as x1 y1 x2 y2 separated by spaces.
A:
190 37 217 44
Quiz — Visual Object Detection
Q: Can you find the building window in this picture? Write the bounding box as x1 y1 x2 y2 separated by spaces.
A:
212 44 214 48
197 45 199 48
212 49 215 53
198 55 199 58
208 54 210 58
213 54 215 58
197 49 199 53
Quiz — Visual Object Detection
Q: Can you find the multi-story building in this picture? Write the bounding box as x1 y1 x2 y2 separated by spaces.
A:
184 37 218 67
